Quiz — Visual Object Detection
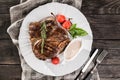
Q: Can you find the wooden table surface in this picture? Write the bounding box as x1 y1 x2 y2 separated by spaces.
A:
0 0 120 80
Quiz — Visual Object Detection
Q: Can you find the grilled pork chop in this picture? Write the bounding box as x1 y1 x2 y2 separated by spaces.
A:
29 16 70 60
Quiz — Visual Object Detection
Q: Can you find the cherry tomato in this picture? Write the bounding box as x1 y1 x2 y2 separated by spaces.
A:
51 57 60 65
62 20 71 29
56 14 66 23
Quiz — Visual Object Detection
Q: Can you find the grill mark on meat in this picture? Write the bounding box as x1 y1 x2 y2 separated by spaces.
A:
45 42 58 50
34 49 47 60
44 45 53 52
58 38 70 52
30 38 41 46
29 22 40 31
43 49 58 58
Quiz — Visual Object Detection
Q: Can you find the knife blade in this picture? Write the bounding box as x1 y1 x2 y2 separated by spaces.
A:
83 50 108 80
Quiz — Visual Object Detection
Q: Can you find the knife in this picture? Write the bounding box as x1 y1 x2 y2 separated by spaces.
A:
82 49 99 73
83 50 108 80
75 49 99 80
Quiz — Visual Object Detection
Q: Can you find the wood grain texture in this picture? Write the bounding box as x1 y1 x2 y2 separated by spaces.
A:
0 0 20 3
0 14 11 39
101 78 120 80
0 40 20 64
0 0 19 14
0 65 21 80
101 49 120 65
86 15 120 23
81 0 120 14
91 23 120 39
93 40 120 49
98 65 120 78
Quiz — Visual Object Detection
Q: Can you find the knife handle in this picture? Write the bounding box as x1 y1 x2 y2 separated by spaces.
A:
83 71 93 80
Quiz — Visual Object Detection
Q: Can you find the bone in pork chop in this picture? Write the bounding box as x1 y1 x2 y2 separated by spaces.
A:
29 16 70 60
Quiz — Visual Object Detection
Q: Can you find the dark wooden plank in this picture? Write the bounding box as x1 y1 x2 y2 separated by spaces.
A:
102 57 120 65
0 65 21 80
0 40 20 64
101 78 120 80
93 40 120 49
101 49 120 65
0 0 20 14
98 65 120 78
86 15 120 23
81 0 120 15
0 14 10 27
0 0 20 3
91 23 120 39
0 14 11 39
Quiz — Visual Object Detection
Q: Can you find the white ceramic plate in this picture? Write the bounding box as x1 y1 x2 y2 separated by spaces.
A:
19 2 93 76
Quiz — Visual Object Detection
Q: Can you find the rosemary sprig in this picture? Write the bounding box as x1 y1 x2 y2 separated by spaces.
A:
40 22 47 54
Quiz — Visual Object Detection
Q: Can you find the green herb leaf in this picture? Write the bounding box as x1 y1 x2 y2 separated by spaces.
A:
41 39 44 54
40 22 47 54
41 22 47 39
69 24 88 38
70 24 77 30
69 30 76 38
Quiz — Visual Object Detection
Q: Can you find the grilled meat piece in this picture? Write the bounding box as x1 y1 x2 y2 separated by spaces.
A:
29 16 70 60
29 22 41 38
